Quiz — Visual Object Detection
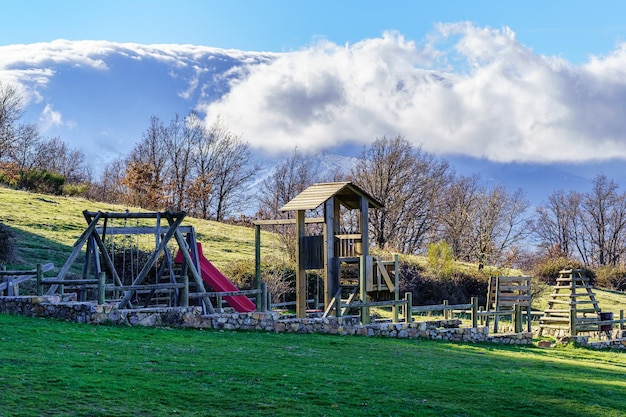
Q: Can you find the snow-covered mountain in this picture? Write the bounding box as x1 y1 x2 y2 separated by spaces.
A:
2 38 626 208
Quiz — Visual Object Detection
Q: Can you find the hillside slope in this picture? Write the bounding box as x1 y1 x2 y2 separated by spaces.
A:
0 187 268 271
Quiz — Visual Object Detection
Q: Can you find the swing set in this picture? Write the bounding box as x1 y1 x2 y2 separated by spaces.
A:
46 210 265 313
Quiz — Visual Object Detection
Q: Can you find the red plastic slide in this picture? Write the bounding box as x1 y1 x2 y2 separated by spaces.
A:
175 243 256 313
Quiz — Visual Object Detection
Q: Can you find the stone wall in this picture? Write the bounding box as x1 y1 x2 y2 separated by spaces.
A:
0 295 534 345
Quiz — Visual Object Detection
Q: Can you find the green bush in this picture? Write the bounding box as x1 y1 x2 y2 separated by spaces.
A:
62 183 89 197
399 261 488 306
532 256 593 286
427 240 454 280
18 169 65 195
595 265 626 291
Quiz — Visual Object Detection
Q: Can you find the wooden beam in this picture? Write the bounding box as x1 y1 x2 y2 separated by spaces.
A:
117 213 184 308
295 209 306 318
253 217 324 226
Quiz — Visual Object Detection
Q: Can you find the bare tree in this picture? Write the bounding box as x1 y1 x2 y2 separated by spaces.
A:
96 158 128 204
33 137 89 183
438 174 481 260
468 185 530 270
533 189 578 258
10 123 41 170
0 82 24 161
163 113 198 212
578 174 626 266
210 130 257 221
122 115 168 209
350 135 451 253
257 148 317 219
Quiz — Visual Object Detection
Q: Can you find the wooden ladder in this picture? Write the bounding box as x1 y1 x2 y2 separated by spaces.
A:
539 269 601 336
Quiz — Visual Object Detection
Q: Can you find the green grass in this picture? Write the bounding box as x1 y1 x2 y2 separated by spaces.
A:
0 313 625 417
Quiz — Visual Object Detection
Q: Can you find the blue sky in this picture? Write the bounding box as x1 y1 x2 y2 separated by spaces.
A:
2 0 625 63
3 0 626 179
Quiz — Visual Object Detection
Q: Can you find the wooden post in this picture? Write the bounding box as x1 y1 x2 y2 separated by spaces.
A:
569 274 577 336
254 224 262 310
295 209 306 318
482 306 488 327
621 310 625 332
471 297 478 328
514 303 522 333
98 272 106 305
36 264 43 296
181 271 189 308
443 300 449 319
335 295 342 318
404 292 412 323
7 275 14 296
391 254 400 322
359 196 371 324
257 282 271 311
493 276 500 333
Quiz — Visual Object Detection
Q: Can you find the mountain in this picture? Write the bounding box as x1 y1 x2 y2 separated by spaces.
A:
2 39 625 208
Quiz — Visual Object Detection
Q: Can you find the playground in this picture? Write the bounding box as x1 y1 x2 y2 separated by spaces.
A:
1 182 626 348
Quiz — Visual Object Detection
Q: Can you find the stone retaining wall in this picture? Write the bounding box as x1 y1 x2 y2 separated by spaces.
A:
0 295 534 345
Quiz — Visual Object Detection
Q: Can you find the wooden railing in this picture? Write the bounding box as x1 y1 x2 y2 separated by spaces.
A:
0 263 54 296
335 234 362 258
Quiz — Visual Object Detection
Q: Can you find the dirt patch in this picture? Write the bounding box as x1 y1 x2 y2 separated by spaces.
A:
0 223 17 264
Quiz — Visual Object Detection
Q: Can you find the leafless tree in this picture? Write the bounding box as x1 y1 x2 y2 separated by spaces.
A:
163 113 198 212
0 82 24 161
210 130 257 222
122 115 169 209
578 174 626 266
257 148 318 219
10 123 41 170
533 189 578 258
437 174 481 260
350 135 451 253
96 158 128 204
468 185 530 270
33 137 89 183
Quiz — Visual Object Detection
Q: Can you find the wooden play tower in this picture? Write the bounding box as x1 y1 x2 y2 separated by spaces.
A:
255 182 400 323
539 269 602 336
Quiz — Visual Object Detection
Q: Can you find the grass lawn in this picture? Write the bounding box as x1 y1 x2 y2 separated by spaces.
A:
1 314 625 417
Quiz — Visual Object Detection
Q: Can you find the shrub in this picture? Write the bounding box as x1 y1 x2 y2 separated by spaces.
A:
222 257 296 304
18 169 65 195
595 266 626 291
532 256 593 286
399 261 488 307
426 240 454 280
62 183 89 197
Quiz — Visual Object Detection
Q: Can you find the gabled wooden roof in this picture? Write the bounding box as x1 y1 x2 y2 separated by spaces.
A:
280 181 383 211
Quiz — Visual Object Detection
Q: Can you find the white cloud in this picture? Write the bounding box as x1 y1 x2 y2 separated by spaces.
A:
201 24 626 163
2 30 626 165
39 104 64 130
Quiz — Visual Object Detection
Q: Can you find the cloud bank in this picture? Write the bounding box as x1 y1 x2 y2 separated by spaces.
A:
2 24 626 165
202 23 626 163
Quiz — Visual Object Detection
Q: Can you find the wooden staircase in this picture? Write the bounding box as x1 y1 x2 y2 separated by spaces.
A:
539 269 602 336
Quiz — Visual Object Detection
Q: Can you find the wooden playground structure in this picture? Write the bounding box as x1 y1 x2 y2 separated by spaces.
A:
35 210 266 313
254 182 405 323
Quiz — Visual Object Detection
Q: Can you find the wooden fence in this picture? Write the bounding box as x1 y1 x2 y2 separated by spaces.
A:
33 271 269 311
0 263 54 296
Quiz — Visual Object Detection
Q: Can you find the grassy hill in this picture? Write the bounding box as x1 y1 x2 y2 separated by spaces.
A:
0 186 272 271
